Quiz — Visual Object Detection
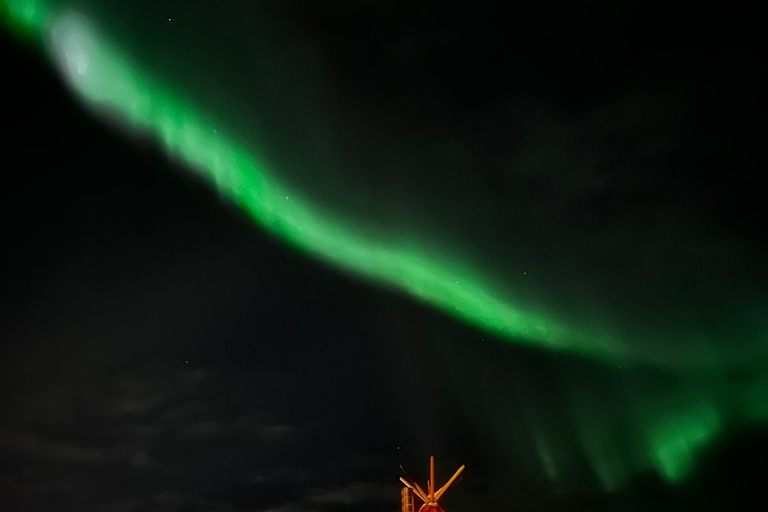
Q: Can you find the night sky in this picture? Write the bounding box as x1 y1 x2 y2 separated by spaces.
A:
1 1 766 511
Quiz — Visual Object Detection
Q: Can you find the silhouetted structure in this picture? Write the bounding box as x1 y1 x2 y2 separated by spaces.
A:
400 456 464 512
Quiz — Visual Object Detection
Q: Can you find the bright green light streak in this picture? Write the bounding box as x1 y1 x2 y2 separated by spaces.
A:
4 1 763 373
8 2 762 373
22 9 632 366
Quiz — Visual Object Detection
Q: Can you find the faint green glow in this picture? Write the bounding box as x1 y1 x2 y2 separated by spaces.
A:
1 0 50 35
533 426 559 481
571 404 624 492
740 373 768 422
647 401 721 483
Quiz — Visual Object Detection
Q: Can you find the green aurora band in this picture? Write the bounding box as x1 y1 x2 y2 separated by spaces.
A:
5 3 625 364
3 0 767 493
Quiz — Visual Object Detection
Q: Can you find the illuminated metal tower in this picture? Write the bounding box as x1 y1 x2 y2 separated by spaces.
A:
400 456 465 512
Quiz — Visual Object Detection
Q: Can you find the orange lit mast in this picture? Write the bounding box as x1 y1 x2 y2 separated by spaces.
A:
400 456 465 512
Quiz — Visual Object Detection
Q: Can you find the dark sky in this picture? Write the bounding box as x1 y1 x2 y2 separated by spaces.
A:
1 1 767 511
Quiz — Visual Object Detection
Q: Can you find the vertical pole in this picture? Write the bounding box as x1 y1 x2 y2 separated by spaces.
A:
430 456 435 503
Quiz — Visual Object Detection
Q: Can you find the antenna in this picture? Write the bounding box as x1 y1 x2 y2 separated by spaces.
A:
429 456 435 502
399 456 465 512
435 465 464 501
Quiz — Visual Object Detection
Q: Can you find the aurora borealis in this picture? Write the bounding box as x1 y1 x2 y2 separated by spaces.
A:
2 1 766 510
5 1 627 366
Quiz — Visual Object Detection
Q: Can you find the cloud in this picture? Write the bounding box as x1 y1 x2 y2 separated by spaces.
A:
262 504 318 512
308 481 397 506
129 450 154 467
233 414 296 446
252 480 396 512
0 431 106 464
248 466 312 485
104 394 164 418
